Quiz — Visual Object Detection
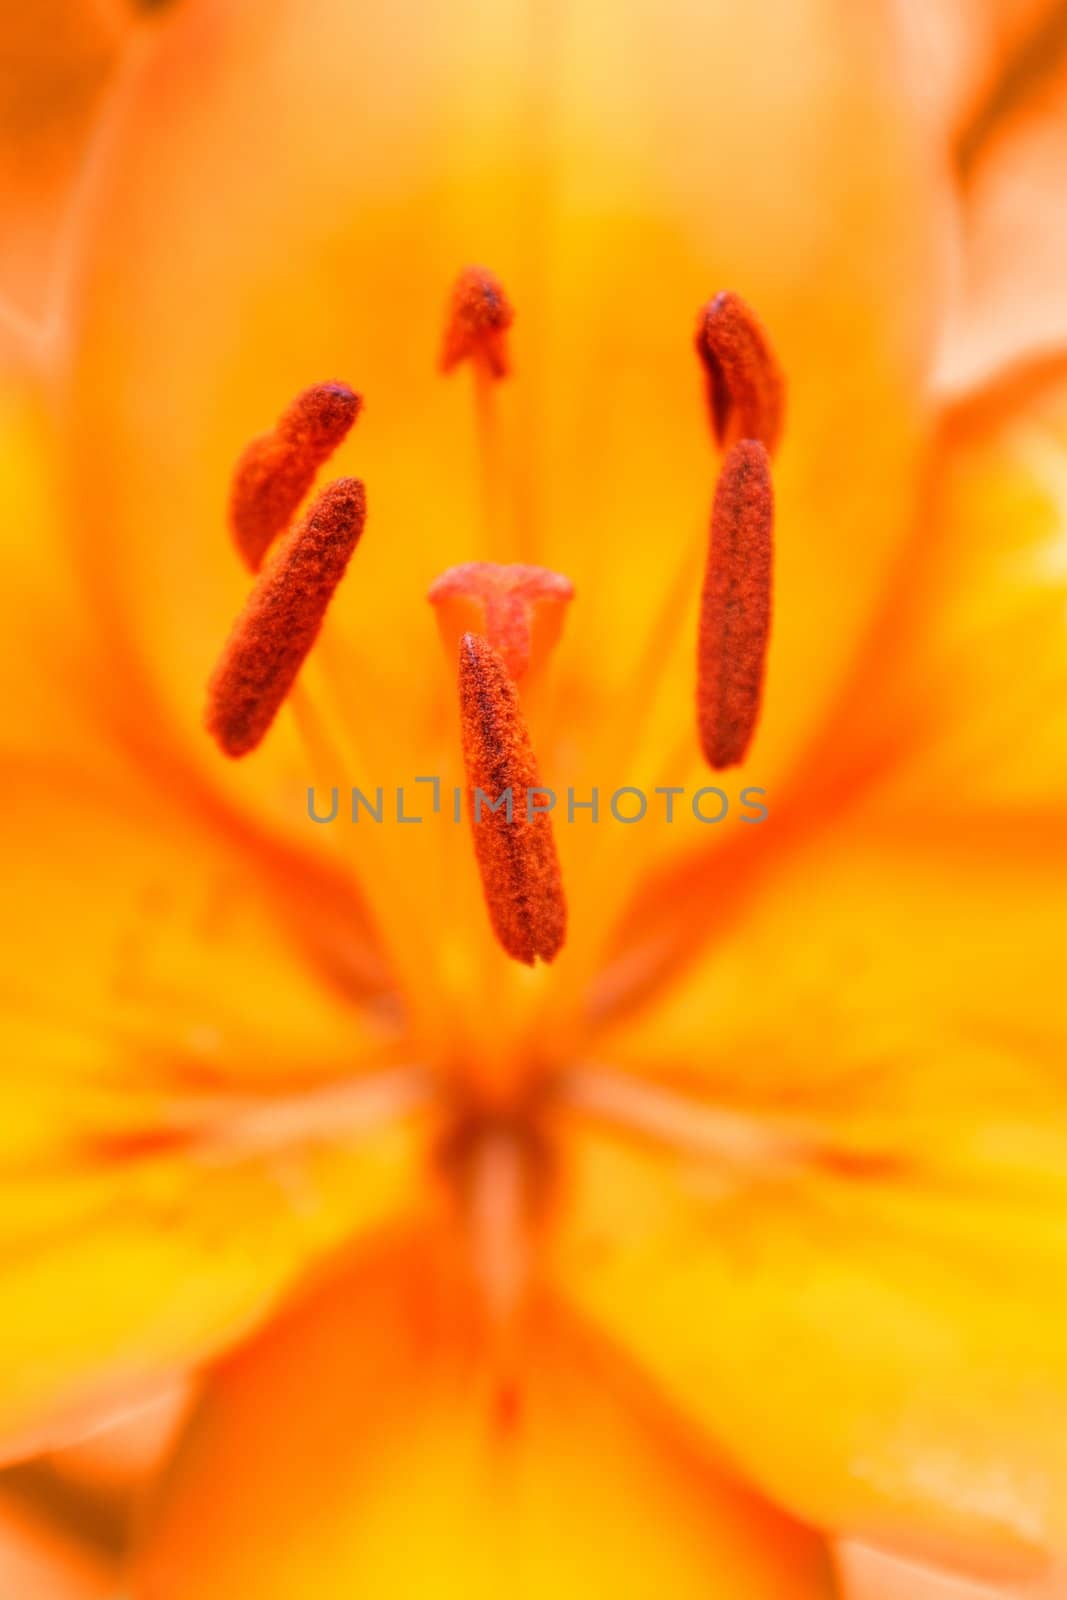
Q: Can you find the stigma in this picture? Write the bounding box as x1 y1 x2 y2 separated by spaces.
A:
458 633 566 966
428 562 574 681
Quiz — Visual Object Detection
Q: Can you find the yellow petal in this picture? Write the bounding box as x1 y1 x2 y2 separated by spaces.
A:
0 361 120 760
0 1115 424 1462
590 811 1067 1127
0 750 423 1458
131 1232 833 1599
1 757 394 1111
554 1119 1067 1579
552 810 1067 1577
828 367 1067 815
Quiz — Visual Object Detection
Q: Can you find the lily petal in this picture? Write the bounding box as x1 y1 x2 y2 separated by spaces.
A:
895 1 1052 140
1 757 394 1102
130 1232 834 1599
555 1117 1067 1578
554 813 1067 1576
0 748 425 1457
820 364 1067 815
839 1540 1067 1598
0 0 137 332
0 1489 117 1599
934 5 1067 393
0 1118 424 1464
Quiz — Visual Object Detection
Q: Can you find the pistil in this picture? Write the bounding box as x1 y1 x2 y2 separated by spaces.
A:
428 562 574 681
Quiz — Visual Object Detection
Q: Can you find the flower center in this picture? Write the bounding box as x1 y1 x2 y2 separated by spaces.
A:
201 274 782 982
437 1105 554 1329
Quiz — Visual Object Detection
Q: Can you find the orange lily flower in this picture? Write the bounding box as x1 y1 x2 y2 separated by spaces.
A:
3 0 1067 1596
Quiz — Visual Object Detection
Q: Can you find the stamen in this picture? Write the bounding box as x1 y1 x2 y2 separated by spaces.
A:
697 440 773 769
694 292 784 455
459 633 566 965
206 478 366 758
428 562 574 680
229 381 362 570
440 267 515 379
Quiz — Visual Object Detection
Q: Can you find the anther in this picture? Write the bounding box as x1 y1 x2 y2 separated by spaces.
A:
206 478 366 758
697 440 773 769
229 382 362 570
694 292 784 455
428 562 574 680
440 267 515 379
459 633 566 965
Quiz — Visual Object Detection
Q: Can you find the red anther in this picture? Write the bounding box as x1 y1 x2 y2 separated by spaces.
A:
459 634 566 966
440 267 515 379
206 478 366 758
697 440 773 769
694 292 784 455
428 562 574 681
229 381 362 570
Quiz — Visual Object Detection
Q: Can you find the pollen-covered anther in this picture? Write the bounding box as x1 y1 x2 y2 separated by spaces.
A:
206 477 366 758
428 562 574 680
459 633 567 966
440 267 515 379
697 440 773 770
694 292 784 455
229 381 362 570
